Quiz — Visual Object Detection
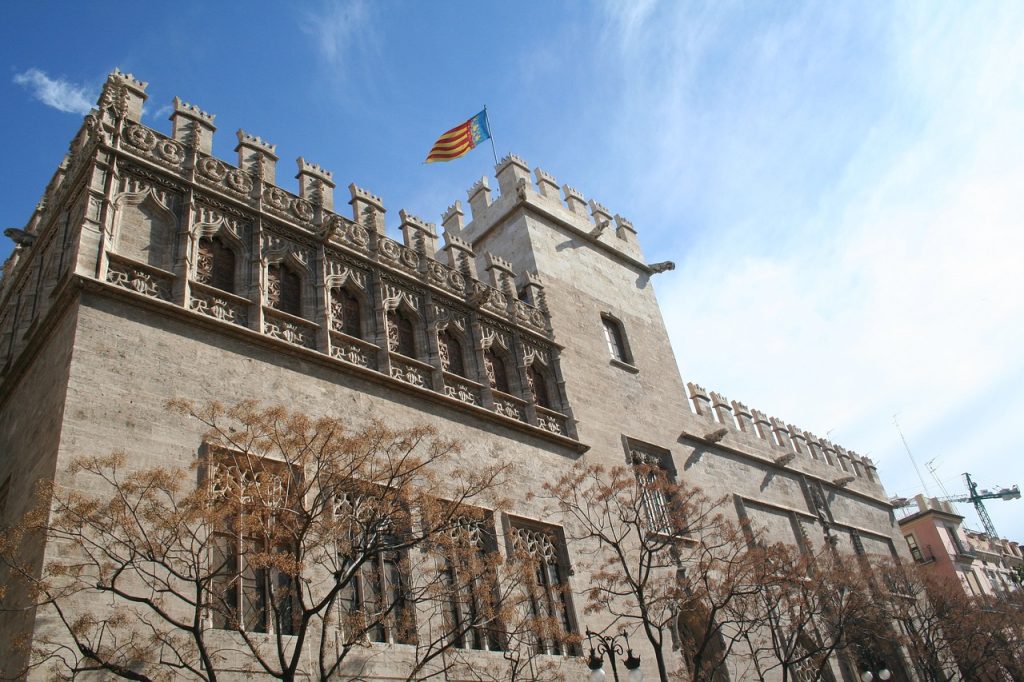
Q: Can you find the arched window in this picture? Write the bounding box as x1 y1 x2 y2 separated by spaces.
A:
268 263 302 317
196 236 236 294
438 331 466 376
387 309 416 357
527 365 551 409
601 314 631 364
330 288 362 338
484 349 510 394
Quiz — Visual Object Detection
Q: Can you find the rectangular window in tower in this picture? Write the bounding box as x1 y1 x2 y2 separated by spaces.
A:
601 314 633 365
507 521 578 657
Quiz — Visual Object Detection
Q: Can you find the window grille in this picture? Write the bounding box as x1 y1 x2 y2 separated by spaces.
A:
438 331 466 377
207 457 298 635
330 287 362 338
629 443 676 535
442 514 503 651
387 310 416 357
333 490 415 644
508 523 578 656
527 365 551 409
196 236 236 293
484 349 510 394
267 263 301 316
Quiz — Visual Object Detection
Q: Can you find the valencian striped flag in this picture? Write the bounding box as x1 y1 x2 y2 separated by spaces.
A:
425 110 491 163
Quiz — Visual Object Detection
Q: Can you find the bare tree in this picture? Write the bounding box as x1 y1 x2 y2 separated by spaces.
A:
736 542 881 682
0 399 562 681
536 461 772 682
872 560 1024 682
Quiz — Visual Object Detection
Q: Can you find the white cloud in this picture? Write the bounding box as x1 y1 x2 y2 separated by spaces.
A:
13 68 95 115
301 0 375 69
597 3 1024 538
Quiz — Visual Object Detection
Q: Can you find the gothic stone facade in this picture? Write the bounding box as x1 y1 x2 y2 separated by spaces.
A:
0 71 911 680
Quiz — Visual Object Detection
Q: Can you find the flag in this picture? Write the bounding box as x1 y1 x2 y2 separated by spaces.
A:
425 110 490 163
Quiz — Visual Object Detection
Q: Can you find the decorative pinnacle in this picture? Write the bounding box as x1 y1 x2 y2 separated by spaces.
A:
108 68 148 92
442 201 463 221
467 176 491 198
296 157 334 181
236 129 277 155
172 96 215 123
349 183 383 206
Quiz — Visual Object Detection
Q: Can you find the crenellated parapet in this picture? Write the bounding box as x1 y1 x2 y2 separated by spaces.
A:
683 381 882 494
0 71 580 449
450 152 671 274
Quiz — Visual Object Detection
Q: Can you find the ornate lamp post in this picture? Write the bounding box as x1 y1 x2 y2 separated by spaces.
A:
586 629 643 682
860 668 891 681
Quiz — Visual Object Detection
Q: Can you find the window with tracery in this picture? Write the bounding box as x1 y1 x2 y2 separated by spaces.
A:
509 523 577 656
196 236 236 293
629 442 676 535
267 263 302 316
207 457 299 635
484 349 510 394
387 309 416 357
527 365 552 409
330 287 363 338
602 314 631 364
438 331 466 376
334 490 415 644
441 514 503 651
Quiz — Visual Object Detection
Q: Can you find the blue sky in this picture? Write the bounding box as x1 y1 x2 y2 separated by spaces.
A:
3 1 1023 540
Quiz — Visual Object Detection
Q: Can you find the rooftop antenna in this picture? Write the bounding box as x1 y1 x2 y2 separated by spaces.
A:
925 457 956 501
893 414 930 496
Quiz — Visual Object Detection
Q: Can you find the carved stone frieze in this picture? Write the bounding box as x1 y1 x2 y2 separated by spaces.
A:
390 359 428 387
190 288 247 326
261 230 312 269
431 303 467 334
106 259 172 301
331 341 372 368
196 156 227 182
382 282 420 312
427 260 467 295
479 324 510 351
325 257 368 290
444 378 480 406
225 169 253 195
493 396 525 422
124 124 157 151
263 313 315 348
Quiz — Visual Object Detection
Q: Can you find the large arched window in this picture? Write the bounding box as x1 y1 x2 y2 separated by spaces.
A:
330 288 362 338
438 331 466 377
387 309 416 357
527 365 551 409
267 263 302 316
484 349 510 394
196 236 236 294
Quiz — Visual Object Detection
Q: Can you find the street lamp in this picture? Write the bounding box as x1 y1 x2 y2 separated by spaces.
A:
586 629 643 682
860 668 891 681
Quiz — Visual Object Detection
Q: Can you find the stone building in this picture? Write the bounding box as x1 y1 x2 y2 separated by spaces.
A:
0 71 913 680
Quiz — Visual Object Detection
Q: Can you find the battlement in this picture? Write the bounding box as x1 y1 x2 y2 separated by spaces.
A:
452 153 668 272
685 381 882 492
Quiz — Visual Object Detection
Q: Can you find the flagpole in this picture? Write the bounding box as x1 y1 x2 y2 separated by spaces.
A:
484 106 499 166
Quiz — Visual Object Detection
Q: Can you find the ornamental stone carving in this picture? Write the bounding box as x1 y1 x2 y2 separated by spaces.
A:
156 139 185 165
225 169 253 194
197 156 227 181
124 124 157 151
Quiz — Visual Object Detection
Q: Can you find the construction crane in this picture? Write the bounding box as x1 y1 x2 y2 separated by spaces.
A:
890 472 1020 538
954 473 1019 538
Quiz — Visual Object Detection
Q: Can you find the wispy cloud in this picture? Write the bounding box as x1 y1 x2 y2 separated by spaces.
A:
597 2 1024 537
301 0 376 70
13 68 95 115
